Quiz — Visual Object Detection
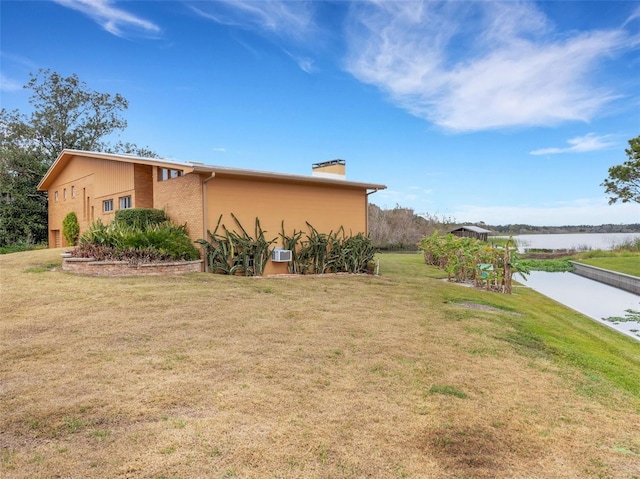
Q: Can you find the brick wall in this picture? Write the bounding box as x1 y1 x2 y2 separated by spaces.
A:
62 256 203 277
153 169 204 243
134 164 154 208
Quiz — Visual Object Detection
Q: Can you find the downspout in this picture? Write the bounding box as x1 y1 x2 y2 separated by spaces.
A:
366 188 380 236
201 172 216 272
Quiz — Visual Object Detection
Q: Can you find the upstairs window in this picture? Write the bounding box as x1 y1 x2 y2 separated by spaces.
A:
54 191 59 202
158 167 184 181
71 186 76 197
119 196 132 210
103 199 114 213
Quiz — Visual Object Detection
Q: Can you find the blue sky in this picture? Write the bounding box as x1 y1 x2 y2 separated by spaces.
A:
2 0 639 226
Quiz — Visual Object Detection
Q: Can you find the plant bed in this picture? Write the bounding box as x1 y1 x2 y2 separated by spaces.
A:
64 212 202 277
61 255 202 277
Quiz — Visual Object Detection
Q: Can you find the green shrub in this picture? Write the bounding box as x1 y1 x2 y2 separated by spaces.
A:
62 212 80 246
122 223 200 260
76 219 199 263
115 208 166 228
519 258 574 272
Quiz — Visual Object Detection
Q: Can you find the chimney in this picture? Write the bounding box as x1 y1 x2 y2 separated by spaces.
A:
312 159 346 180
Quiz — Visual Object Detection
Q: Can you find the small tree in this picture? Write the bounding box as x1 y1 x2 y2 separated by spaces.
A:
602 135 640 204
62 212 80 246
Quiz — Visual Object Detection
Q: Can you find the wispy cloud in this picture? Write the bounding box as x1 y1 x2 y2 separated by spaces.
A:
284 49 315 74
530 133 617 155
188 0 314 41
0 73 23 92
53 0 161 38
212 147 226 153
188 1 316 73
344 1 634 132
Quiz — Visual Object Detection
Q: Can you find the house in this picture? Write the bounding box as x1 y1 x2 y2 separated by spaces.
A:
37 150 386 274
450 225 492 242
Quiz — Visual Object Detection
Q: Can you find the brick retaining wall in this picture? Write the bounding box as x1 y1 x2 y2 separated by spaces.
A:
62 255 203 277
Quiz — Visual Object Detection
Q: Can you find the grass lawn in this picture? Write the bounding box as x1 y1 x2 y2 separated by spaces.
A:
574 256 640 277
2 249 640 478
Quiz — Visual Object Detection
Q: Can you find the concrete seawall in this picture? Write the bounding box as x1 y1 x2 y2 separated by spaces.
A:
570 261 640 295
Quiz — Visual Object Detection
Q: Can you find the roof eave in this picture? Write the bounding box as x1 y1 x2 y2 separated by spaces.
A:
37 149 196 191
37 149 387 192
204 166 386 190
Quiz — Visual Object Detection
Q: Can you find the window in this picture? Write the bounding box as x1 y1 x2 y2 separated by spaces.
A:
63 188 67 200
119 195 132 210
103 199 114 213
54 191 59 202
158 167 184 181
71 186 76 198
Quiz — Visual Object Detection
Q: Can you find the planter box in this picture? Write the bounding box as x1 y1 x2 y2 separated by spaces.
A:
62 255 203 277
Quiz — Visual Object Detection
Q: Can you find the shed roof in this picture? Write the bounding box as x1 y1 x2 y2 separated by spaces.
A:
37 150 387 192
450 225 493 234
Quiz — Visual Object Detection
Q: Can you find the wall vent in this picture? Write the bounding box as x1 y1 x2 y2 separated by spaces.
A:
272 248 292 262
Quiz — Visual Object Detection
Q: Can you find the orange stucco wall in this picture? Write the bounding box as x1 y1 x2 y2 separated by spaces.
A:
204 175 368 274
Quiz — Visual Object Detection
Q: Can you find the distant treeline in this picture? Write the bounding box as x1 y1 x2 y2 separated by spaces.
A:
368 204 456 250
484 224 640 234
368 204 640 250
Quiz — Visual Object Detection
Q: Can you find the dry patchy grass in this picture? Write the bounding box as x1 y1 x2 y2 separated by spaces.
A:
1 249 639 478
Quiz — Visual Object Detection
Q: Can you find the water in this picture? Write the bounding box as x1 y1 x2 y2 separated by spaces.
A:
507 232 640 252
493 233 640 340
518 271 640 342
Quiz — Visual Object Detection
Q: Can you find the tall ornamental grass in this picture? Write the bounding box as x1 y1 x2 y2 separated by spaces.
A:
197 216 376 276
196 214 277 276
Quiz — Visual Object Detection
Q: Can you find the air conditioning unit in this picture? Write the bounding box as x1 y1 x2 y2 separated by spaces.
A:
271 248 292 262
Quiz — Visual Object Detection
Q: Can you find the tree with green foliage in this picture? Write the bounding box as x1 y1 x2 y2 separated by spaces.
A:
0 69 157 247
602 135 640 204
62 212 80 246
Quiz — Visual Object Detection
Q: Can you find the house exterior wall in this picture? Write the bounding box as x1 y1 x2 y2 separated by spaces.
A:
134 164 154 208
153 168 204 243
46 155 136 246
42 151 380 276
204 175 368 275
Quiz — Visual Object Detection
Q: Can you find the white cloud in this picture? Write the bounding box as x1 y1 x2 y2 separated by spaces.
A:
188 0 314 41
0 73 22 92
530 133 617 155
189 1 316 73
53 0 161 38
344 1 633 132
284 50 316 74
449 198 640 226
212 147 226 153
